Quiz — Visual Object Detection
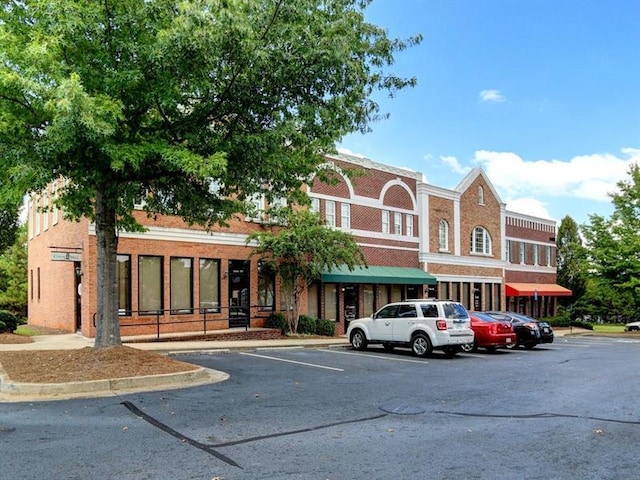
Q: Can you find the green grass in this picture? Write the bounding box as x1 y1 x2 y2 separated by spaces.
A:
15 325 40 336
592 324 625 334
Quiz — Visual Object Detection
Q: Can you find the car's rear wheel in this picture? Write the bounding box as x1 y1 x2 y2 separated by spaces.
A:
411 333 432 357
524 342 537 349
350 329 368 351
382 343 395 352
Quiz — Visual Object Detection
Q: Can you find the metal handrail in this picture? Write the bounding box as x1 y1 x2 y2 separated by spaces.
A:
92 305 274 339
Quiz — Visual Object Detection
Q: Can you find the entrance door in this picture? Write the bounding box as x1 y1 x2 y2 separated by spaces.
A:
228 260 250 328
343 284 358 330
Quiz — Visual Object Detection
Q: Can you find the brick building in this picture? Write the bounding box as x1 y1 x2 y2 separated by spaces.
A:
26 153 569 338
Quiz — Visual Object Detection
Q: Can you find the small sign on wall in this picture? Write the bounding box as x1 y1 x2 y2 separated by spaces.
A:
51 251 82 262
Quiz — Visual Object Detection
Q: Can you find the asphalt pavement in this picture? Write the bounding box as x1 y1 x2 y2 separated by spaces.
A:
0 330 350 402
0 327 593 402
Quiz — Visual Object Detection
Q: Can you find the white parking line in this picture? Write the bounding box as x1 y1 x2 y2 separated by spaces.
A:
322 348 429 364
239 352 344 371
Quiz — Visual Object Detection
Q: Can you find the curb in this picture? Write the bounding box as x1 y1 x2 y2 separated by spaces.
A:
0 367 229 402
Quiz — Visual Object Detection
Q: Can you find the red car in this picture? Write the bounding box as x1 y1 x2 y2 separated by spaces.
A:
469 312 517 352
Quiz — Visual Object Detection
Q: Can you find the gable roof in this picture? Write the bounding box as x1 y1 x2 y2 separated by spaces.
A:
454 167 505 207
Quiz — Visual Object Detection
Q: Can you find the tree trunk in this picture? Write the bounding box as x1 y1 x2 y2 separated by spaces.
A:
94 184 122 348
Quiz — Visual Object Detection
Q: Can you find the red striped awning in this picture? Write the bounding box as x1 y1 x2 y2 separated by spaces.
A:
505 283 572 297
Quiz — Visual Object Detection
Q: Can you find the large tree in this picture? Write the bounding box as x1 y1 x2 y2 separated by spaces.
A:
0 224 27 319
582 164 640 322
248 209 366 333
555 215 587 312
0 0 420 347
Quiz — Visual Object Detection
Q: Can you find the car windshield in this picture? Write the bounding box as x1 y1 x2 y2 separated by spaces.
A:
442 302 469 319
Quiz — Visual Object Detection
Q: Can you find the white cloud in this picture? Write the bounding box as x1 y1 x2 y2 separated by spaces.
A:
440 155 472 175
472 148 639 202
505 197 554 221
479 89 506 102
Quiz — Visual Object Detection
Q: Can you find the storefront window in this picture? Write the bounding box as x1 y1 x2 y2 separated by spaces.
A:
171 257 193 313
363 284 374 317
117 254 131 315
139 256 163 314
199 258 220 313
257 261 275 311
307 282 320 318
324 283 337 321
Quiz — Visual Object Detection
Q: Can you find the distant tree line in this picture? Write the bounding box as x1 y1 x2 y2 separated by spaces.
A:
556 164 640 324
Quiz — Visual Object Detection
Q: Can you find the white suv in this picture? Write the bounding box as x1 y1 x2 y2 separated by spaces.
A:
346 299 475 357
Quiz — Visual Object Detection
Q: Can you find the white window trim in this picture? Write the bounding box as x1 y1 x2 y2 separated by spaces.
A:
341 203 350 230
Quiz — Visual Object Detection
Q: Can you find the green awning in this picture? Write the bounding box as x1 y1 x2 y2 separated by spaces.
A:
321 265 437 285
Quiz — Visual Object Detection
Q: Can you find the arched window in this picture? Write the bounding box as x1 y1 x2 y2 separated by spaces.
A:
470 226 492 255
477 185 485 205
438 220 449 251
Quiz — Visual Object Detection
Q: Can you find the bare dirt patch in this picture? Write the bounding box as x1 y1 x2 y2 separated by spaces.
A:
0 346 199 384
0 333 34 344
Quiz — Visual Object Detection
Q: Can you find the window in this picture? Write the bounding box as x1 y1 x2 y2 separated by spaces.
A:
139 256 163 314
519 242 525 264
470 227 492 255
308 282 320 318
391 284 402 302
438 220 449 251
28 201 34 239
394 212 402 235
382 210 390 234
310 198 320 214
398 304 417 318
42 193 49 231
35 197 40 235
363 284 375 317
325 200 336 227
324 283 337 321
199 258 220 313
406 214 414 237
506 240 512 263
117 255 131 315
546 246 552 266
170 257 193 313
421 304 438 317
341 203 351 229
247 194 265 222
257 261 275 310
533 244 539 265
52 182 59 225
478 185 485 205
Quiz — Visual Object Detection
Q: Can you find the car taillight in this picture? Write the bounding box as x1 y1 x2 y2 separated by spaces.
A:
436 320 447 330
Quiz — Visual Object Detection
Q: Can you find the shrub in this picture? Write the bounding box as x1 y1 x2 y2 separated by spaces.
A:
316 319 336 337
297 315 317 335
0 310 19 333
266 312 288 334
0 320 6 332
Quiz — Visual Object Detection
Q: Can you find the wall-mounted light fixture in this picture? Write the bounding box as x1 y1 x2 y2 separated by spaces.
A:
75 266 83 277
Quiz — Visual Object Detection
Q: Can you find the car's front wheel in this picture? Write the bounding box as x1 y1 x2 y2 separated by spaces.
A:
411 333 432 357
350 329 368 351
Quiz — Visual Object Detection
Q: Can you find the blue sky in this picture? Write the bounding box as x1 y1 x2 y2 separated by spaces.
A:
339 0 640 226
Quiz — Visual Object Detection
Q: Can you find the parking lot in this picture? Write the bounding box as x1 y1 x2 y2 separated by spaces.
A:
2 336 639 480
